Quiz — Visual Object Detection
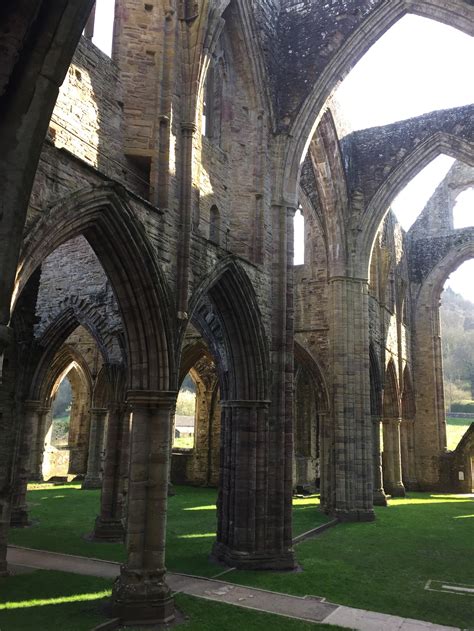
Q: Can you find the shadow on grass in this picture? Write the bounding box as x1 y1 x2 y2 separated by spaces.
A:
0 570 111 631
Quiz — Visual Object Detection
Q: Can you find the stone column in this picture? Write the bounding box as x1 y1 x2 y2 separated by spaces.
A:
29 407 50 481
118 409 132 527
372 415 387 506
93 404 126 541
328 277 374 521
112 391 175 625
382 418 405 497
10 401 41 527
401 419 418 490
213 400 294 569
82 408 107 490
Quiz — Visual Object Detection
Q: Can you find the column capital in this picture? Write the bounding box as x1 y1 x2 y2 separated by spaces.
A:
382 417 402 427
24 400 41 412
91 407 108 415
127 390 177 409
181 121 197 134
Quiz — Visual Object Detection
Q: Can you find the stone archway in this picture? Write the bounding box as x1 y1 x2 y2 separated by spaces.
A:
412 242 474 488
382 360 405 497
187 259 294 570
278 0 474 206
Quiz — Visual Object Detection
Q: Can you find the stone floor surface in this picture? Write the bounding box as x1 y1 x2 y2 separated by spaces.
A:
6 546 461 631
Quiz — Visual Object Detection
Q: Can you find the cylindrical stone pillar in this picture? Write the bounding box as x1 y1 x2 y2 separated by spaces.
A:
372 415 387 506
29 406 50 481
401 418 418 490
112 391 175 625
212 400 295 570
93 403 126 540
383 418 405 497
10 401 42 527
82 408 107 490
328 277 375 521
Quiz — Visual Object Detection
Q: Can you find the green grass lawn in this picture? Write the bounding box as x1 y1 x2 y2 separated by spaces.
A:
446 416 472 450
225 493 474 629
8 485 474 628
0 570 342 631
9 485 329 576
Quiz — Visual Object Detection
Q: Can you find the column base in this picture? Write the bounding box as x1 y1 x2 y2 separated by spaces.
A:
212 541 296 571
10 507 31 528
81 478 102 490
333 508 375 522
92 517 124 542
403 479 419 492
112 568 174 625
373 488 388 506
386 483 406 498
28 474 44 483
0 544 8 577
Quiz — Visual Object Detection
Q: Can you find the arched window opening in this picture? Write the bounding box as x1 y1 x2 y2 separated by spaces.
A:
209 205 221 244
294 206 304 266
202 60 224 144
335 15 473 132
51 375 72 448
173 372 197 449
440 261 474 450
453 188 474 229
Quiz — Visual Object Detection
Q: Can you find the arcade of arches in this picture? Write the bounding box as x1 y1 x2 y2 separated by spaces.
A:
0 0 473 625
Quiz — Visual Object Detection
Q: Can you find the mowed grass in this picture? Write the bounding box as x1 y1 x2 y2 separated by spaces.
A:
224 494 474 629
446 416 472 451
9 484 329 576
8 485 474 627
0 570 343 631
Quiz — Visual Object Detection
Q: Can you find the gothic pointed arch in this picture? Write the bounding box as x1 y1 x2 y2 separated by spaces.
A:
36 344 93 407
188 258 269 401
359 133 474 273
37 295 123 365
369 344 383 418
16 183 175 392
279 0 474 204
383 359 400 420
402 366 416 421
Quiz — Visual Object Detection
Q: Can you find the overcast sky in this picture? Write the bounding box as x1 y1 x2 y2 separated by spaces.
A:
92 6 473 301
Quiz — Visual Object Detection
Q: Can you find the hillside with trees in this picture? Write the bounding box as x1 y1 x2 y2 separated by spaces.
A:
440 287 474 408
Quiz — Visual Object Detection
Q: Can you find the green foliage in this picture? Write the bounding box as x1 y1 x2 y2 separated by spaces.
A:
450 402 474 413
52 378 72 420
440 288 474 401
175 389 196 416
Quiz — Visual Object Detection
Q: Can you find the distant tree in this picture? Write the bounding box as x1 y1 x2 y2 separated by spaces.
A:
52 377 72 419
440 288 474 401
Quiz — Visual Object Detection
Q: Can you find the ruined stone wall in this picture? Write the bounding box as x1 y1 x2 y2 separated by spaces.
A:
409 161 474 240
34 237 122 357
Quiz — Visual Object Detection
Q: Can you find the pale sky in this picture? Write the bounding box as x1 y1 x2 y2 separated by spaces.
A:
296 15 473 302
91 6 473 301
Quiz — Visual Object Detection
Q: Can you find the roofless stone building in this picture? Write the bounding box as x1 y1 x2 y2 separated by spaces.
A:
0 0 473 624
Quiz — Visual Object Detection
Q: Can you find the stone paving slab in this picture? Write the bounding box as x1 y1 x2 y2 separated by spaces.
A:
324 606 459 631
168 573 337 623
6 546 461 631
